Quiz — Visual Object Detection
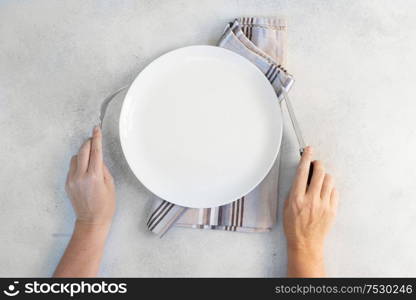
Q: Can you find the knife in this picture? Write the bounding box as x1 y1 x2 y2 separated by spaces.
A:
279 82 314 184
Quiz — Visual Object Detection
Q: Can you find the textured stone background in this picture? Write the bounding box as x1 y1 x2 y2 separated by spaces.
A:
1 0 416 276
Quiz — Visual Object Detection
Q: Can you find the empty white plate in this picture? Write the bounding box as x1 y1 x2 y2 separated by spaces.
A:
119 45 282 208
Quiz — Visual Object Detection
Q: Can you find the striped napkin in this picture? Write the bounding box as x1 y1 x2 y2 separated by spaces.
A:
147 17 294 235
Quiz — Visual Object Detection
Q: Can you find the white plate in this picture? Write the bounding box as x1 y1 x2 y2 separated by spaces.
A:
119 45 282 208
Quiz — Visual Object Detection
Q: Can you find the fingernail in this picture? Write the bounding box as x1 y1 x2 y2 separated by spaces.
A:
93 126 100 135
305 146 313 153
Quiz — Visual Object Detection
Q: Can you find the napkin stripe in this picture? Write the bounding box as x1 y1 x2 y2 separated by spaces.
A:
269 67 278 80
231 201 235 230
205 208 211 224
267 65 278 81
234 200 238 231
265 65 273 79
241 17 246 30
146 200 167 226
240 197 245 226
147 202 169 228
270 70 280 83
234 200 237 230
249 17 253 40
149 203 175 231
237 198 240 228
235 199 240 231
236 200 239 229
147 201 171 228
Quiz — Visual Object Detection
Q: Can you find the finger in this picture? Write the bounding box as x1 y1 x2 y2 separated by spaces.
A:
88 126 103 174
307 160 325 196
103 164 114 184
76 138 91 174
290 146 313 198
330 188 339 212
321 174 334 202
68 155 77 178
66 155 77 186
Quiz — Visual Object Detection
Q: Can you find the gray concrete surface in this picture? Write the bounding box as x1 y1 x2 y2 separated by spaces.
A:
1 0 416 277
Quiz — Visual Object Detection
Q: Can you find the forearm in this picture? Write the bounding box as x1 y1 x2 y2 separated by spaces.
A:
53 221 110 277
287 247 325 278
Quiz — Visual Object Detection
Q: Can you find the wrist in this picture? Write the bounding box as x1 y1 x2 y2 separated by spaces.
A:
75 214 114 227
287 243 325 278
74 220 112 237
287 242 324 262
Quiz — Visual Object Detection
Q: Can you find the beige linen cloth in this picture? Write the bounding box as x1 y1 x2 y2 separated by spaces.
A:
147 17 294 235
